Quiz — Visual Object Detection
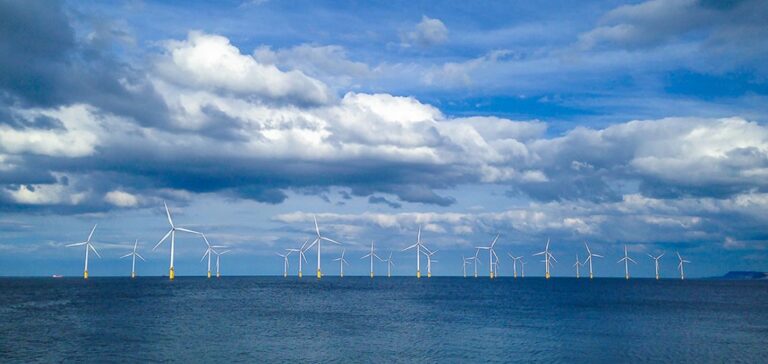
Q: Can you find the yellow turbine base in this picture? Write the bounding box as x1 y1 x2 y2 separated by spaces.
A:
474 273 477 278
217 272 221 278
131 272 136 279
427 272 431 278
298 271 303 278
341 273 344 278
417 270 421 279
169 267 175 280
590 273 594 279
545 272 550 279
370 272 374 278
317 269 322 279
513 273 517 279
84 270 88 280
490 272 495 279
656 275 660 280
207 271 211 279
626 275 630 280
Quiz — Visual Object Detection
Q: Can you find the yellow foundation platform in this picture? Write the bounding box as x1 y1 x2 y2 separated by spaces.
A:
169 267 175 280
84 270 88 280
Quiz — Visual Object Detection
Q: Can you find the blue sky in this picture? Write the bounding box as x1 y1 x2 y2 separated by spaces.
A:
1 0 767 277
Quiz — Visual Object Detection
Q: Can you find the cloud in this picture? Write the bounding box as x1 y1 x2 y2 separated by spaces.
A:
253 44 370 89
401 15 449 48
368 196 401 209
155 31 332 106
104 190 139 207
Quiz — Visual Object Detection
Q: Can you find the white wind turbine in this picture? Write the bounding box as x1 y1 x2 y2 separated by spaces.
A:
384 251 395 278
648 252 665 280
508 253 522 279
333 249 349 277
153 201 203 280
214 249 230 278
475 234 500 279
533 238 556 279
120 239 146 278
304 215 342 279
286 240 309 278
277 251 291 278
468 250 481 278
201 234 226 279
584 241 603 279
677 252 690 280
361 240 384 278
573 254 584 279
67 224 101 279
462 256 470 278
423 248 438 278
402 226 430 278
520 260 527 278
617 245 637 280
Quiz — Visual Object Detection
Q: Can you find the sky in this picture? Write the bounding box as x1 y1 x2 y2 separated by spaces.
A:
1 0 767 278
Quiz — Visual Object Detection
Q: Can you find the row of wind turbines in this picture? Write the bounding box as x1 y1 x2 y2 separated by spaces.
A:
67 202 230 279
67 202 691 280
276 225 693 280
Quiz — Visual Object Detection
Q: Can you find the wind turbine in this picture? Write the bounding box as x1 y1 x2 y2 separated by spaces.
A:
648 252 665 280
468 250 481 278
424 249 438 278
508 253 522 279
214 249 230 278
520 260 527 278
333 249 349 277
286 240 309 278
120 239 146 278
361 240 384 278
67 224 100 279
277 251 291 278
304 215 342 279
384 251 395 278
573 254 584 279
475 234 500 279
677 252 690 280
584 241 603 279
402 226 430 278
462 256 470 278
617 245 636 280
200 234 226 279
533 238 556 279
153 201 203 280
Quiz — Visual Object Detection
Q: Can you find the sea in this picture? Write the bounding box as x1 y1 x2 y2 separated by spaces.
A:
1 276 766 363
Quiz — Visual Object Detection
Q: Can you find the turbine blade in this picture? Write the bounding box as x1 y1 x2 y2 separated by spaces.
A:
593 254 603 258
321 237 341 245
89 244 101 258
175 227 201 235
533 251 545 256
402 243 418 251
136 253 146 261
87 224 97 243
314 215 320 236
66 242 87 247
361 253 371 259
201 250 210 262
120 253 132 259
164 201 174 227
153 231 172 251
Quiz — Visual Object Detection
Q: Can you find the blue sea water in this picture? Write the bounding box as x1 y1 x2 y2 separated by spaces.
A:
1 277 766 363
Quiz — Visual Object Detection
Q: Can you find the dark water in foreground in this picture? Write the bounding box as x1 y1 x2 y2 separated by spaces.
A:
1 277 766 363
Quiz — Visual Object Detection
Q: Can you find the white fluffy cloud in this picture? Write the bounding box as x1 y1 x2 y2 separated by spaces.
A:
104 190 139 207
401 15 449 48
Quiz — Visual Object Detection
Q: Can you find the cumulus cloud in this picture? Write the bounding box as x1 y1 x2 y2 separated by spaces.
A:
104 190 139 207
401 15 449 48
155 31 332 106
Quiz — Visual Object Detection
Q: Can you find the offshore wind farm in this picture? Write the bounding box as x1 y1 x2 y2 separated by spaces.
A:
2 0 768 362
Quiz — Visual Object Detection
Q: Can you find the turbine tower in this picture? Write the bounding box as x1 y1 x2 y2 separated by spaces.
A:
214 249 230 278
120 239 146 278
153 201 203 280
648 252 665 280
617 245 636 280
333 249 349 277
584 241 603 279
384 251 395 278
66 224 101 279
462 256 470 278
200 234 226 279
573 254 584 279
677 252 690 280
424 249 438 278
304 215 342 279
286 240 309 278
468 250 481 278
520 260 527 278
277 252 291 278
475 234 500 279
402 226 430 278
361 240 384 278
533 238 556 279
508 253 522 279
